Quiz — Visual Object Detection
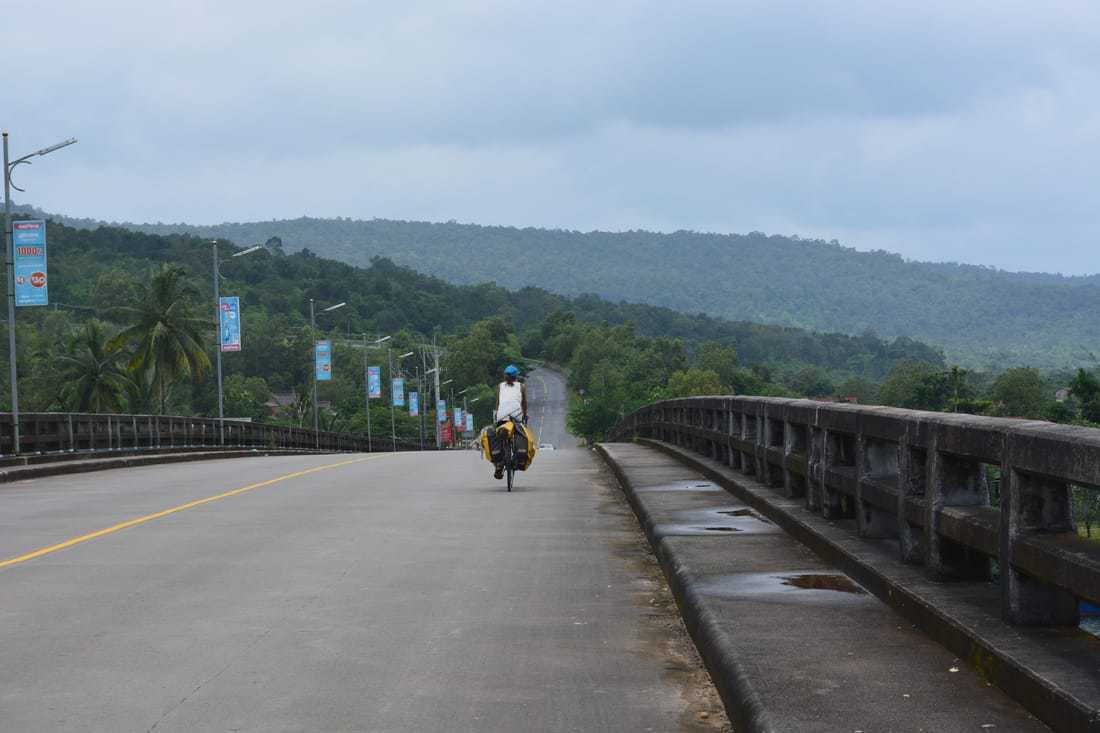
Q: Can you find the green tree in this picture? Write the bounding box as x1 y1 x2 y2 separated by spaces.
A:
879 361 950 411
57 320 134 413
109 265 212 413
789 366 834 398
835 376 878 404
1071 369 1100 422
989 367 1046 419
664 368 724 398
1073 487 1100 539
694 342 739 388
223 374 273 421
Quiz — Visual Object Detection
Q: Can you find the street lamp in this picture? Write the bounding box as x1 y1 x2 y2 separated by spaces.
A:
362 334 390 452
310 298 346 447
213 240 262 445
3 133 77 455
388 349 417 452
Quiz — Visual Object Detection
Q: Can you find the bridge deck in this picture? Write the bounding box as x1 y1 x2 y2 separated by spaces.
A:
0 370 726 732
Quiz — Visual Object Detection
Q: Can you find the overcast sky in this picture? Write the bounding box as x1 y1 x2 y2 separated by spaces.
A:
7 1 1100 274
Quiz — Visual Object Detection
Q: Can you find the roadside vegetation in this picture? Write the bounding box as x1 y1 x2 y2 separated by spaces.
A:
9 219 1100 447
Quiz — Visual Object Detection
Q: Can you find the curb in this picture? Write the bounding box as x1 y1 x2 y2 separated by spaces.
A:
626 437 1098 733
595 442 776 733
0 449 336 484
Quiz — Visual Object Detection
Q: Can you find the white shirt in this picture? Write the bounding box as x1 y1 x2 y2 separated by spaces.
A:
495 381 525 422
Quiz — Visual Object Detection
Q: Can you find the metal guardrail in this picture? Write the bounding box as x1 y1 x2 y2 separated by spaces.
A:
0 412 424 457
609 396 1100 627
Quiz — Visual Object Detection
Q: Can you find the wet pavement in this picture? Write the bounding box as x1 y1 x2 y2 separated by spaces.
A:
601 442 1051 732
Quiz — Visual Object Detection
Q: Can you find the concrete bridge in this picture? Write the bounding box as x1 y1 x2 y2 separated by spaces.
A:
0 375 1090 731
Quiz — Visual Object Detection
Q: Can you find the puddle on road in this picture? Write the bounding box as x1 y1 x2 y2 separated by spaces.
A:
781 574 865 594
695 572 871 605
651 519 756 537
717 508 771 523
655 507 778 538
636 481 723 493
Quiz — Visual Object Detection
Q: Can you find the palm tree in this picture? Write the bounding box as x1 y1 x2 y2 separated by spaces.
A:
57 320 134 413
109 265 211 414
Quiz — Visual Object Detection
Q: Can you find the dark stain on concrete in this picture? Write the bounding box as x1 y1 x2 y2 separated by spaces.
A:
780 573 866 594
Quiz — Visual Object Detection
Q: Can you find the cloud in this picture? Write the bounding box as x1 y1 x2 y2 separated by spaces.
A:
7 1 1100 272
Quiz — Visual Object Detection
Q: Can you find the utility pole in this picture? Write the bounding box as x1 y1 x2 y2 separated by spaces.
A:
388 346 397 453
432 334 442 449
310 298 318 445
3 134 18 455
213 242 259 446
362 333 372 452
3 132 77 455
213 242 224 446
417 366 424 450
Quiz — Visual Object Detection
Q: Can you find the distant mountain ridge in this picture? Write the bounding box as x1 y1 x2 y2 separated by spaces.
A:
24 206 1099 369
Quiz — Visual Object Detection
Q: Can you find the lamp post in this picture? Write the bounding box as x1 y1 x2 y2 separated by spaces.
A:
459 387 470 437
309 298 346 448
426 366 439 448
468 396 480 436
392 350 414 452
362 334 390 452
213 242 261 445
441 378 454 446
3 133 77 455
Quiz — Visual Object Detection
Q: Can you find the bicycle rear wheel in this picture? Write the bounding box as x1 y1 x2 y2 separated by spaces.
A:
505 439 515 491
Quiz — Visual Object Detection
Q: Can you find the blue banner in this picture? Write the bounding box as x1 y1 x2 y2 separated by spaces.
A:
392 378 405 406
454 407 463 427
13 220 47 307
437 400 446 423
409 391 419 417
367 366 381 398
315 340 332 381
465 413 474 433
219 296 241 352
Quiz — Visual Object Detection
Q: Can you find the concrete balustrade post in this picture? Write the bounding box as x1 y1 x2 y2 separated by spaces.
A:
856 433 897 538
925 430 991 580
821 430 854 519
896 435 925 563
1000 440 1079 625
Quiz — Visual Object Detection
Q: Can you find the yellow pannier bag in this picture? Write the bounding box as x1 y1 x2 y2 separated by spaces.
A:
481 420 537 469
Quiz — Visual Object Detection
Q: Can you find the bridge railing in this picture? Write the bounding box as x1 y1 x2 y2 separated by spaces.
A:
609 396 1100 627
0 412 425 457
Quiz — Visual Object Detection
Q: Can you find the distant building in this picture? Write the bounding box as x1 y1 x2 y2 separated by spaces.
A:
264 392 330 418
265 392 298 417
1056 388 1071 403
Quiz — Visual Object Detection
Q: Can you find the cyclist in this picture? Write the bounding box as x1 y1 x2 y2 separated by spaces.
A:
491 364 528 479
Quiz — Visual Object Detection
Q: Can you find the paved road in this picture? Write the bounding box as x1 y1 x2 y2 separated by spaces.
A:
0 370 724 731
525 368 575 450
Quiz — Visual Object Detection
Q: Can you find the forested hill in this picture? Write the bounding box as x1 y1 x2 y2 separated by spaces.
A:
23 220 940 383
29 208 1071 368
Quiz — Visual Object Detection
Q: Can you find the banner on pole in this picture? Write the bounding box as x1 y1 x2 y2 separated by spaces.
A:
367 366 381 398
437 400 446 423
13 220 47 307
219 296 241 352
465 413 474 433
454 407 463 427
315 340 332 381
392 378 405 406
409 391 419 417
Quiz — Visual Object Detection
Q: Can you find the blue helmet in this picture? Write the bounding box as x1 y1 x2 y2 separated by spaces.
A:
504 364 520 377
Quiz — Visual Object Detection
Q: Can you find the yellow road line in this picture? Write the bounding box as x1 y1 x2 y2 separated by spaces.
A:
0 454 384 571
